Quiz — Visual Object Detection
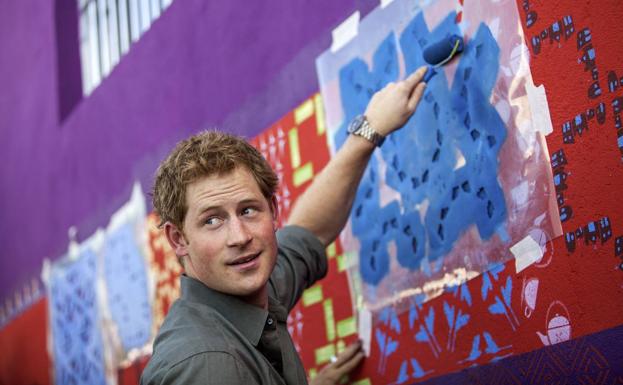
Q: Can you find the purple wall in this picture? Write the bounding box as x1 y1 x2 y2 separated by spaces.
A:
0 0 376 304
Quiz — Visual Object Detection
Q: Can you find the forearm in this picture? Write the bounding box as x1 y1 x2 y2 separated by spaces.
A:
287 66 427 247
287 134 375 246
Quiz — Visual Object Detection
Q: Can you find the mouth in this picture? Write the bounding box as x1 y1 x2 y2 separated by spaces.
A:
227 252 261 266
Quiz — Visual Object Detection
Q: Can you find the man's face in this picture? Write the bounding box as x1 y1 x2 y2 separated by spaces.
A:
166 166 278 306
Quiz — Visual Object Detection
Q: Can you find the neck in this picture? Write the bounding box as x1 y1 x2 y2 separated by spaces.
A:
239 285 269 309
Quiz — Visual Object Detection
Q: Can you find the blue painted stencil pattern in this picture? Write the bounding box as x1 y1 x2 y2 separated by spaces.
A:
49 249 107 385
104 223 152 352
336 12 508 285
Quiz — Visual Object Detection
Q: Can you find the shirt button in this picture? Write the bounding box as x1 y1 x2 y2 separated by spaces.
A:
267 317 274 326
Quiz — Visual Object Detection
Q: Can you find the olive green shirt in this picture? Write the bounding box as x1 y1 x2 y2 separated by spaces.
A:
141 226 328 385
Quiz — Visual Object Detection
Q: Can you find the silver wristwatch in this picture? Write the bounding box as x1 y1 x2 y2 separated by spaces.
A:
347 115 385 147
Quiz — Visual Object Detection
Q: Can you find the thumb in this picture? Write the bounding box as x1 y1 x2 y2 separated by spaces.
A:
407 82 426 112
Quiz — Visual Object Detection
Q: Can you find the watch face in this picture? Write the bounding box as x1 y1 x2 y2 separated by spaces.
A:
348 115 365 134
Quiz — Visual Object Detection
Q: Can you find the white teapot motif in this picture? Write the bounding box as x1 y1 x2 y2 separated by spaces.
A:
536 300 571 346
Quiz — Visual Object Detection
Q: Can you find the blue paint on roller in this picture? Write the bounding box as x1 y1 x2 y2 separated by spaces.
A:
422 34 464 82
423 34 464 66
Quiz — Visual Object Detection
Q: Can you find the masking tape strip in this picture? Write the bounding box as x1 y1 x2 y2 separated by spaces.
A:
331 11 360 53
511 234 543 273
526 82 553 136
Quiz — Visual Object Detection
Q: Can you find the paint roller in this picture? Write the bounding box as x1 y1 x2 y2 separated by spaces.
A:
422 34 464 82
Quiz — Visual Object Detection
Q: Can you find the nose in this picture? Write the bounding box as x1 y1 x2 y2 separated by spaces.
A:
226 217 253 247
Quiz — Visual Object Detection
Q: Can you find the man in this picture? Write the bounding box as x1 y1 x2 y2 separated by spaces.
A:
141 66 428 385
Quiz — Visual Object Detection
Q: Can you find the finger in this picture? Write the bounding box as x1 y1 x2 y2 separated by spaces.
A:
334 351 365 375
333 342 363 368
407 82 427 112
403 66 428 90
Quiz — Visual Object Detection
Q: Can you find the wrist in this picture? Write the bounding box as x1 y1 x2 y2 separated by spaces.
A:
347 115 385 147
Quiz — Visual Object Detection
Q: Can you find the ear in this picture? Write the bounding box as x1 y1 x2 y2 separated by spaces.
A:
164 222 189 260
270 196 279 228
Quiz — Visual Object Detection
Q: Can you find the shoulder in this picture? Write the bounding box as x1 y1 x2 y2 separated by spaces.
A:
276 225 325 253
275 225 328 273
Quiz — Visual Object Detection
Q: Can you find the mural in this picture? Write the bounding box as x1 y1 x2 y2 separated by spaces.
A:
316 0 560 313
2 1 623 385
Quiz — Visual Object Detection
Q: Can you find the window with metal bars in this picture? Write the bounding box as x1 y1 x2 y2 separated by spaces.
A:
78 0 174 95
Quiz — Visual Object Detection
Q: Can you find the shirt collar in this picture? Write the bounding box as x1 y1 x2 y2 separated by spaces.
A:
180 275 274 346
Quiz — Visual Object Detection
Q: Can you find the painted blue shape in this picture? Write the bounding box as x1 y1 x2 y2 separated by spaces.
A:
400 14 428 74
376 328 386 351
359 235 390 286
391 311 402 334
481 272 493 301
408 303 419 329
410 358 427 378
415 325 429 343
447 284 458 296
483 331 502 354
397 360 410 384
414 307 435 344
336 33 400 150
488 296 506 315
376 328 399 367
408 296 424 329
488 263 505 280
103 223 152 352
386 338 399 356
49 249 107 385
460 283 473 306
380 307 391 324
443 301 455 329
496 225 510 243
465 334 482 362
396 210 426 269
501 276 513 308
425 307 435 333
482 263 506 300
444 300 470 350
351 162 381 237
337 11 507 285
380 307 401 333
455 310 469 331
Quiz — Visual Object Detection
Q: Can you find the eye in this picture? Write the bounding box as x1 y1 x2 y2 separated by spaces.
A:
205 216 223 227
241 207 258 216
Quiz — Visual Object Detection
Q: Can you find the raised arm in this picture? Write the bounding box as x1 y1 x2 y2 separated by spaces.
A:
287 66 428 246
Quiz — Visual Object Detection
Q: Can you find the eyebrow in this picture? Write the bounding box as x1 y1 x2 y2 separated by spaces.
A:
196 198 264 216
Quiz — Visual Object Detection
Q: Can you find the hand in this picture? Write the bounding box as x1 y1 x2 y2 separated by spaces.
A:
310 341 365 385
365 66 428 136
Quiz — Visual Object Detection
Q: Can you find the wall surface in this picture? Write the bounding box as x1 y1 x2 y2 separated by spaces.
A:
1 0 622 384
0 0 375 307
